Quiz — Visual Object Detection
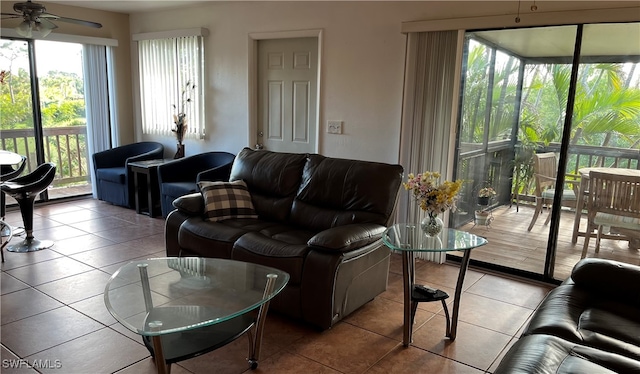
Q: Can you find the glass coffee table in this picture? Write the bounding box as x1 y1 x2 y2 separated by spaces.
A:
104 257 289 374
383 224 487 346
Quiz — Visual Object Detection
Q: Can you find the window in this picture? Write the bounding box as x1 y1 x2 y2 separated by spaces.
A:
137 33 205 139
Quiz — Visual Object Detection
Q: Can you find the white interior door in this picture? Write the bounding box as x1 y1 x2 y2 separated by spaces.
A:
257 37 318 153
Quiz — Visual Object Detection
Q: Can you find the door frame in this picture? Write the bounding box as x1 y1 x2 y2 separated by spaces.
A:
247 29 323 153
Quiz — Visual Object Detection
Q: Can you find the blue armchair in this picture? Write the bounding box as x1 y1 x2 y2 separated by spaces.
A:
93 142 164 208
157 151 235 217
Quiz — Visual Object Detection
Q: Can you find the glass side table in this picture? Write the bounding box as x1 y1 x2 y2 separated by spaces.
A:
383 224 487 346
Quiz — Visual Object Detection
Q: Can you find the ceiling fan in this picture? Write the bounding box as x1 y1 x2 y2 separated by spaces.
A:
1 0 102 38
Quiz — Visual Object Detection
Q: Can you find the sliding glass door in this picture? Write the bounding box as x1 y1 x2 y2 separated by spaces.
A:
1 38 92 202
451 23 640 281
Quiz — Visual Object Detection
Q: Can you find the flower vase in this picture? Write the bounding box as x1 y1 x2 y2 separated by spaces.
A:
174 143 185 159
421 213 443 237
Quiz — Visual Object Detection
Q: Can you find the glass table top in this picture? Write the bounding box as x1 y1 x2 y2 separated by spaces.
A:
383 224 488 252
104 257 289 336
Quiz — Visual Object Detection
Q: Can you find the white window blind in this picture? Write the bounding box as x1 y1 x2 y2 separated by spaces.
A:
138 35 204 139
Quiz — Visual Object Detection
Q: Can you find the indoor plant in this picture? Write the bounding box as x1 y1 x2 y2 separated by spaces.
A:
403 171 462 236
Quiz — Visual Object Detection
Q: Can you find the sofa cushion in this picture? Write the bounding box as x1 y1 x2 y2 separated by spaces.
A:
229 147 307 222
523 284 640 360
178 217 281 258
96 167 126 184
494 334 640 374
198 180 258 222
291 154 403 231
232 229 315 285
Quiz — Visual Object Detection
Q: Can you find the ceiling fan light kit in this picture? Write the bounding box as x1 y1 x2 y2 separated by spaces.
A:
2 0 102 39
16 20 53 38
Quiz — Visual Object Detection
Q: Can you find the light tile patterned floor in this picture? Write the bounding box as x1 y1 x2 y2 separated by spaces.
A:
1 198 553 373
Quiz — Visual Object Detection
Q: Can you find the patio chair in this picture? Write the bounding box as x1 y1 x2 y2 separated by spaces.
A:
93 142 164 208
157 151 235 217
527 152 578 231
581 171 640 258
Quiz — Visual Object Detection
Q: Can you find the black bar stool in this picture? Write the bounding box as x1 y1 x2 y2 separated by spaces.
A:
1 155 27 241
1 163 56 254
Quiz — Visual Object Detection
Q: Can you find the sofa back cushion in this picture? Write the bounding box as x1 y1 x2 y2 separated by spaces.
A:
229 148 307 222
291 155 403 231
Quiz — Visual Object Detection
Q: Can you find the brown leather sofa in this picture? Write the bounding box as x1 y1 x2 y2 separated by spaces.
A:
165 147 404 330
494 258 640 373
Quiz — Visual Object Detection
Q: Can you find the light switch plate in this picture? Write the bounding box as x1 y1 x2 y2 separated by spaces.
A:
327 121 343 134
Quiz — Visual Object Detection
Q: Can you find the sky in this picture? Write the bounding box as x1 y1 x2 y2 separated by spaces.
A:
0 39 83 77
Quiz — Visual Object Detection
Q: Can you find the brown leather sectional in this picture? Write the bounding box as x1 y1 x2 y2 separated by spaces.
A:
164 147 404 330
495 258 640 373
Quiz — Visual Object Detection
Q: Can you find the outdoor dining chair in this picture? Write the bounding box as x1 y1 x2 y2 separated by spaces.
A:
527 152 579 231
581 171 640 258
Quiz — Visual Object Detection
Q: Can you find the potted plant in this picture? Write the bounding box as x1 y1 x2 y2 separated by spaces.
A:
477 186 496 206
475 185 496 226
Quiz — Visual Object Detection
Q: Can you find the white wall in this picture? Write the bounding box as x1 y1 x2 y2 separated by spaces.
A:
127 1 639 164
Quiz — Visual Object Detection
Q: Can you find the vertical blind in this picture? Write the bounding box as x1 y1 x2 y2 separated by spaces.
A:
398 30 460 263
138 35 204 139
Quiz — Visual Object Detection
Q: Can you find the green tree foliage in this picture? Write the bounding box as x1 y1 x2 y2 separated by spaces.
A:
2 40 87 186
462 40 640 150
458 37 640 202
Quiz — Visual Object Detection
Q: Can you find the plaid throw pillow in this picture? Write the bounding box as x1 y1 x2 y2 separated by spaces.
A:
198 180 258 222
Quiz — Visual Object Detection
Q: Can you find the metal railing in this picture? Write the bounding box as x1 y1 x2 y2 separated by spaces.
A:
1 126 90 188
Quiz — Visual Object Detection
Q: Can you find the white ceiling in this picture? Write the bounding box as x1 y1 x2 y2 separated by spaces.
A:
472 23 640 59
47 0 210 14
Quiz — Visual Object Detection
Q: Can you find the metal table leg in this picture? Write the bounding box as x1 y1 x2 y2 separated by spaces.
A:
138 263 169 374
402 251 415 346
401 248 473 345
448 249 472 341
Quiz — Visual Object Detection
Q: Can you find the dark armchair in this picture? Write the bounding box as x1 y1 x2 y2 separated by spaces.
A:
92 142 164 208
157 151 235 217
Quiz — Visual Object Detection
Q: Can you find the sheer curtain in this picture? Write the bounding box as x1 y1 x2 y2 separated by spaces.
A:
398 30 461 263
83 44 115 198
138 35 204 139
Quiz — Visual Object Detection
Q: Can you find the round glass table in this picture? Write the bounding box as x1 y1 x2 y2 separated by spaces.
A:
104 257 289 374
383 224 487 346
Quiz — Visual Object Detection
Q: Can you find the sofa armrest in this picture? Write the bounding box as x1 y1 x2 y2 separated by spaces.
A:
307 224 386 253
571 258 640 300
172 192 205 215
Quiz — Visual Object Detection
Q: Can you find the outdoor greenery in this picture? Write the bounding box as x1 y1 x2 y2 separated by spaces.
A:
1 40 88 186
456 36 640 216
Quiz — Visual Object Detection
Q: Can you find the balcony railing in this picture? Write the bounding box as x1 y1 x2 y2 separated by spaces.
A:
454 140 640 227
1 126 90 188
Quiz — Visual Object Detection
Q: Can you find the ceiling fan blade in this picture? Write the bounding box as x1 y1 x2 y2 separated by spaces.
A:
40 13 102 28
1 12 22 18
38 17 58 30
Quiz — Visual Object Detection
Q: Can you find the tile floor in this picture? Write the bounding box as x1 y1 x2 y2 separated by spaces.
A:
1 198 555 374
